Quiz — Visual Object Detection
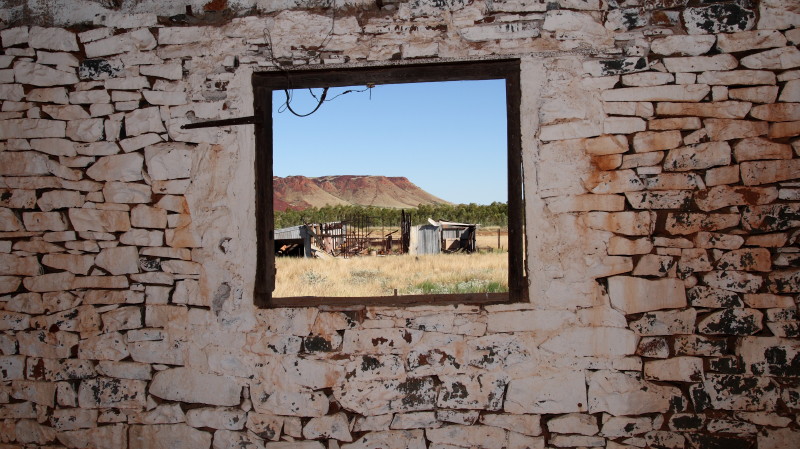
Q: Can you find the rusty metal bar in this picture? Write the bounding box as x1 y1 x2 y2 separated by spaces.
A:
180 116 260 129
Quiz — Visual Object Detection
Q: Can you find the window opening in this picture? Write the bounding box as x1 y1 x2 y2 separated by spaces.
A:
253 60 526 307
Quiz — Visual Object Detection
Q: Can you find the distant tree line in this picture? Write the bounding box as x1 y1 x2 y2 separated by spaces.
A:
274 202 508 229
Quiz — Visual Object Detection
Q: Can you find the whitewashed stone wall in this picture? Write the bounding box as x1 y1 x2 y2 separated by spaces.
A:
0 0 799 448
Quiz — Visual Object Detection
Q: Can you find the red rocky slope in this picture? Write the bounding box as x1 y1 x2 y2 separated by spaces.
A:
273 175 450 211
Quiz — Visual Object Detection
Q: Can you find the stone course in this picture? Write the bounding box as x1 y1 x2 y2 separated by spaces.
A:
0 0 798 448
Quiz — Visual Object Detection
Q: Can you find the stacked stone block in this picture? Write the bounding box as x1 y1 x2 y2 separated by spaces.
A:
0 0 798 448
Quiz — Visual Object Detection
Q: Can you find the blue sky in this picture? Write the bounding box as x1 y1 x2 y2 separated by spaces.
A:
272 79 507 205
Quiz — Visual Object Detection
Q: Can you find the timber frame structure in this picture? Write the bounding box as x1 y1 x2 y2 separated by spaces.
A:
252 59 526 308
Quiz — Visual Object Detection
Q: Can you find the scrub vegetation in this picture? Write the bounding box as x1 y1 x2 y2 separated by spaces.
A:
274 252 508 297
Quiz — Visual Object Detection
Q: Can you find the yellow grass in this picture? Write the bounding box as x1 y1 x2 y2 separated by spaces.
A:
476 229 508 251
274 252 508 297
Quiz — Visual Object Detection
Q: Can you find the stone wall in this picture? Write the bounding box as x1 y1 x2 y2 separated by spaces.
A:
0 0 799 448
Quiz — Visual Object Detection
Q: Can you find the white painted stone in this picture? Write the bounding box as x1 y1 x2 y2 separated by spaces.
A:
633 130 682 152
427 425 508 449
23 211 68 231
254 387 329 417
718 30 787 53
650 35 715 56
95 361 151 380
29 27 79 52
705 118 769 141
303 412 352 441
547 194 625 213
1 26 29 47
150 368 241 406
607 276 686 314
342 328 421 354
620 72 673 87
140 63 182 80
479 413 540 436
103 182 152 204
602 84 709 102
121 133 163 153
603 101 654 118
437 373 507 411
68 209 131 233
703 270 763 293
125 107 166 136
696 186 778 212
128 403 185 425
585 211 653 236
66 118 104 142
144 142 193 180
604 117 646 134
105 76 149 91
84 29 157 58
78 332 129 361
131 204 167 229
78 377 147 409
601 416 653 438
94 246 140 275
542 326 638 357
101 307 142 333
143 90 187 106
76 142 120 156
504 370 586 414
29 138 76 157
486 310 576 333
185 407 245 430
683 5 756 35
588 370 680 416
539 120 602 141
129 424 211 449
664 142 731 172
759 428 800 449
11 379 56 406
729 86 780 104
86 153 144 182
460 21 540 42
698 70 776 85
14 60 79 86
0 119 66 139
741 159 800 186
664 54 738 73
656 101 751 119
69 90 111 104
29 87 70 104
15 419 57 445
0 84 24 102
741 47 800 70
341 430 423 449
391 411 440 430
42 103 91 120
120 229 164 246
0 355 25 380
0 209 21 231
701 374 778 411
35 51 78 69
779 79 800 102
630 309 697 335
42 253 94 275
758 0 800 30
644 357 703 382
751 102 800 121
50 408 98 431
0 151 52 176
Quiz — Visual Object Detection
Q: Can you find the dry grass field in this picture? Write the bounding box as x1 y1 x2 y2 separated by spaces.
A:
274 252 508 297
476 227 508 251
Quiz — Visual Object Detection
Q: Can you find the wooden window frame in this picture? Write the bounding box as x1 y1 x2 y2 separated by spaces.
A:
253 59 526 308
